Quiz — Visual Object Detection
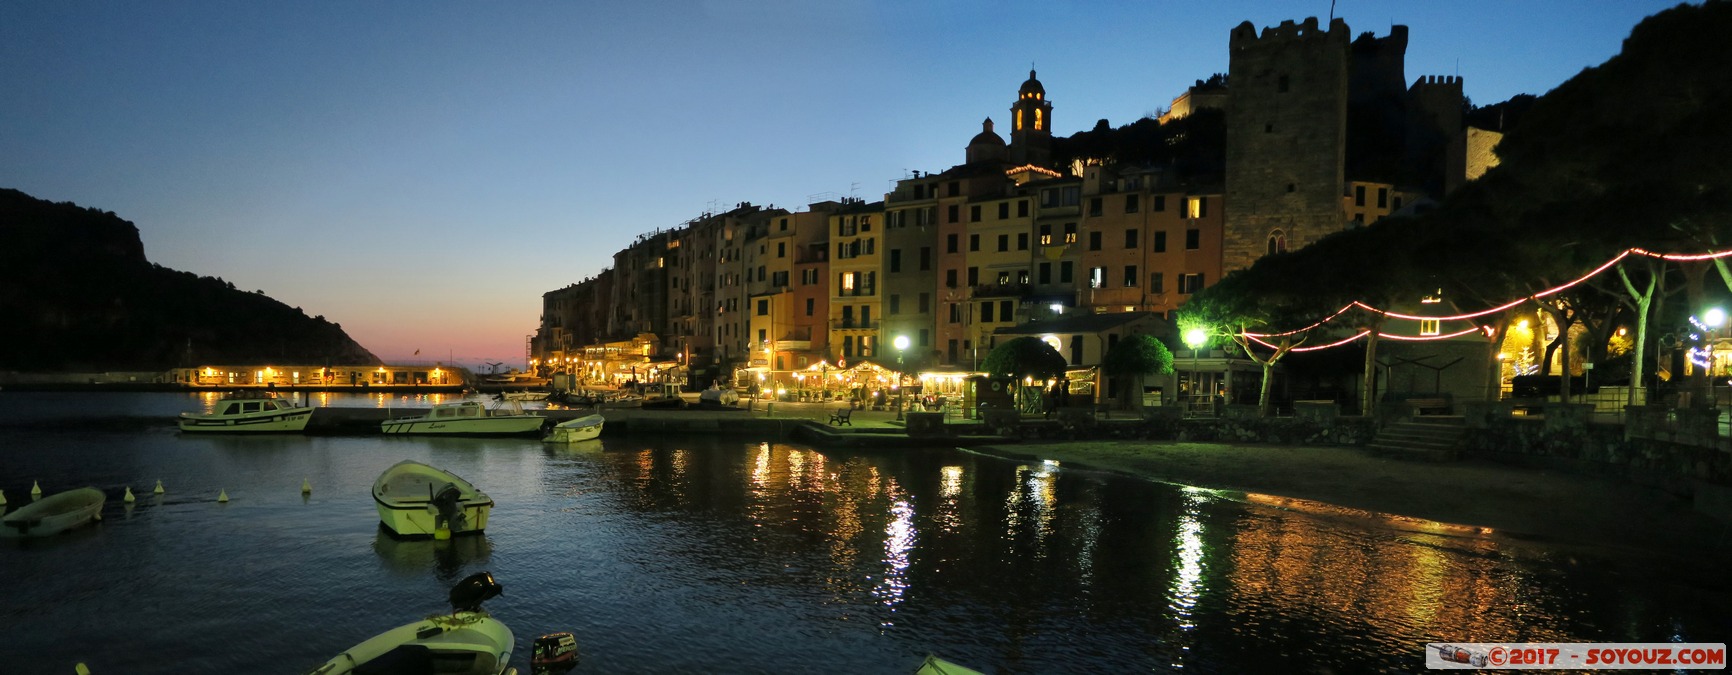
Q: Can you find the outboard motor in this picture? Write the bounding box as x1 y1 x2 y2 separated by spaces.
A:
430 482 466 531
449 571 503 613
531 632 580 674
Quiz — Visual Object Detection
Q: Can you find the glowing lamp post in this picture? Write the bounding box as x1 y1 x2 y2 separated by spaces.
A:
1183 328 1208 414
894 335 911 421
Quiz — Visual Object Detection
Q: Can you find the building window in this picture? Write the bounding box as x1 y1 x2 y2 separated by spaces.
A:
949 303 961 323
1125 194 1139 213
970 205 981 222
997 234 1009 252
948 204 960 223
1089 266 1105 289
840 272 856 292
919 247 931 271
1153 230 1167 253
1355 185 1366 207
1154 195 1166 211
1420 319 1440 336
1124 265 1138 287
1187 197 1207 219
756 299 769 316
918 292 930 313
1089 231 1102 251
947 233 958 253
969 234 980 252
1017 200 1029 217
1267 229 1287 255
1179 273 1206 294
999 300 1012 322
1186 228 1200 250
981 302 994 323
777 241 786 258
1377 187 1389 209
805 298 814 316
889 249 902 273
998 202 1010 219
967 267 979 286
997 271 1010 285
1150 272 1164 293
889 295 900 314
1124 229 1138 249
946 269 958 288
1064 223 1077 243
1039 224 1052 245
1060 261 1073 283
1089 197 1102 217
1038 262 1051 284
1017 232 1028 250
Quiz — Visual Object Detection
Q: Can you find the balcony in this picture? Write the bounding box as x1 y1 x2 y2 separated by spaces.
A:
973 282 1031 298
829 319 881 331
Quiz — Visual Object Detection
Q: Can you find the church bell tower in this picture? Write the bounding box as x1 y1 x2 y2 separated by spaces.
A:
1009 69 1054 167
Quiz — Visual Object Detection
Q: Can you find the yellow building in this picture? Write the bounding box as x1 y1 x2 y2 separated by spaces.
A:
828 199 885 360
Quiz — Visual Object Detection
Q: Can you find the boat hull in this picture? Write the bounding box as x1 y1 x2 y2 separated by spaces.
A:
373 461 493 538
1 487 106 538
178 407 314 432
379 416 545 435
304 611 514 675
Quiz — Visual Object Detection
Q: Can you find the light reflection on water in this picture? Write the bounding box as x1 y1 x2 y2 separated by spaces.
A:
1 392 1728 674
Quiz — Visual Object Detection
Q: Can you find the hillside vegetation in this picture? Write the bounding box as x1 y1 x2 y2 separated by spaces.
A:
0 189 379 371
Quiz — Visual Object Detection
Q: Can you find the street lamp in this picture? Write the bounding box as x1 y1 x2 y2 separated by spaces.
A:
1183 327 1208 415
894 334 911 421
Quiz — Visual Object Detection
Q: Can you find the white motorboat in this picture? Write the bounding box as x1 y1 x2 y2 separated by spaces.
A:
179 391 314 432
1 486 105 538
380 400 545 436
500 391 548 402
373 460 492 538
542 414 604 443
305 572 517 675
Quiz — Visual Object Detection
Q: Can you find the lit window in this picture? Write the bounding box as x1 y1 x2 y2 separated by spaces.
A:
1420 319 1441 336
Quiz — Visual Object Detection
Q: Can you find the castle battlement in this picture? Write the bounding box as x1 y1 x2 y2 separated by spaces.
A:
1231 17 1348 49
1410 74 1463 88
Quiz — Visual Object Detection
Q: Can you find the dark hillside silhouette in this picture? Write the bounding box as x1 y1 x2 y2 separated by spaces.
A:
0 188 380 370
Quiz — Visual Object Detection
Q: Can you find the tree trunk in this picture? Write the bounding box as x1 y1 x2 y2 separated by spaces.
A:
1360 326 1382 417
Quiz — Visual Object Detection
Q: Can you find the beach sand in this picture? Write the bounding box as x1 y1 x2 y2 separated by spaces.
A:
972 440 1732 563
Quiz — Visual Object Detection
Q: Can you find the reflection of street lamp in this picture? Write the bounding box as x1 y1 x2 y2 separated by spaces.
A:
1183 328 1208 413
894 335 911 421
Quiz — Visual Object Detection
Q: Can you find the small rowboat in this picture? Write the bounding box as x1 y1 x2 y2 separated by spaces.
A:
543 414 604 443
1 487 105 538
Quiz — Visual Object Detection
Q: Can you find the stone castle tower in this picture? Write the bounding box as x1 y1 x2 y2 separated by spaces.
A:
1223 17 1352 273
1223 18 1462 273
1008 70 1054 167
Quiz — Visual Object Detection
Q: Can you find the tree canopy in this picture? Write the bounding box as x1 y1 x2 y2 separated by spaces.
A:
980 337 1067 380
1102 333 1175 378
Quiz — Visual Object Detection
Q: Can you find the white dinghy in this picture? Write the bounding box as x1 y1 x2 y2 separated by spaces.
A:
1 486 105 538
542 414 604 443
373 460 493 539
305 571 517 675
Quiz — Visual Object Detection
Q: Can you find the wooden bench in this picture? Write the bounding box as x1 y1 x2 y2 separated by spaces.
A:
1406 398 1452 415
828 408 853 426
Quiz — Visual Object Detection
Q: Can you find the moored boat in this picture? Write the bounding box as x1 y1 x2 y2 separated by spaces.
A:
179 390 314 432
380 400 545 436
304 572 517 675
373 460 493 538
1 487 105 538
914 654 986 675
542 414 604 443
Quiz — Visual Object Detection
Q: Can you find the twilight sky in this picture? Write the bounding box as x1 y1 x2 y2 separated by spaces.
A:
0 1 1686 368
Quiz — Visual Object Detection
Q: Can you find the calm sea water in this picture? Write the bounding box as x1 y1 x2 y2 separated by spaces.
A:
0 392 1726 674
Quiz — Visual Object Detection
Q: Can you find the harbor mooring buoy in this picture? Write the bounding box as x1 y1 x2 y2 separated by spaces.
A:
31 480 42 498
153 479 165 494
124 487 136 503
301 478 312 495
217 489 229 503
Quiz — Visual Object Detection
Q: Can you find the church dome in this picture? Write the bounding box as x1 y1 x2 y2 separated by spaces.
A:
1019 70 1045 99
969 117 1005 146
